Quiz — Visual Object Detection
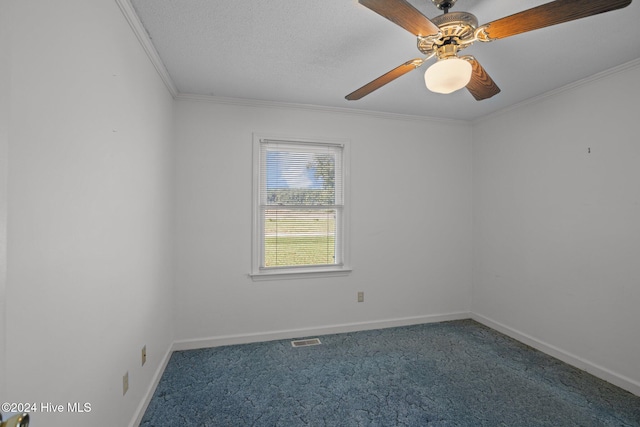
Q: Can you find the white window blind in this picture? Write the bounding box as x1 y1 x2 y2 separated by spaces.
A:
258 139 344 270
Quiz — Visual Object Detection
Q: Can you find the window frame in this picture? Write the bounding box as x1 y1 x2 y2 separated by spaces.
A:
251 133 351 280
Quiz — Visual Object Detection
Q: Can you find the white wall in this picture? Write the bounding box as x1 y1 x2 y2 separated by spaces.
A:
472 61 640 394
5 1 174 426
0 0 9 399
173 99 473 345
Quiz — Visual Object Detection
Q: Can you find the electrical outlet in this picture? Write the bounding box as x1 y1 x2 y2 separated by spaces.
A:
142 345 147 367
123 372 129 396
357 291 364 303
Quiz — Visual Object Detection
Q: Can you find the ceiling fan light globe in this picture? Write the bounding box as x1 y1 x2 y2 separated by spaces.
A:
424 58 472 94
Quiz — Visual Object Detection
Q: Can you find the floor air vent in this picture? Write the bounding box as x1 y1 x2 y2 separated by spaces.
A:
291 338 322 348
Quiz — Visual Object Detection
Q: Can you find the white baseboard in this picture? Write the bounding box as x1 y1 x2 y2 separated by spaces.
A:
471 313 640 397
129 343 174 427
172 311 471 351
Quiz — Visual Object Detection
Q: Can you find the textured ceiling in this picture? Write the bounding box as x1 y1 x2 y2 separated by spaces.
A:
129 0 640 120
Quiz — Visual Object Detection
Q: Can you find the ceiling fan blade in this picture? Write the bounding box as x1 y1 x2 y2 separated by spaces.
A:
483 0 632 40
359 0 440 36
345 59 424 100
464 57 500 101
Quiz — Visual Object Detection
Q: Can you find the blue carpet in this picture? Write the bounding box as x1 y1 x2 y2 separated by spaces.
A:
141 320 640 426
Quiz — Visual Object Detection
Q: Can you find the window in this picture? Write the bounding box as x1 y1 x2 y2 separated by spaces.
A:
252 134 350 279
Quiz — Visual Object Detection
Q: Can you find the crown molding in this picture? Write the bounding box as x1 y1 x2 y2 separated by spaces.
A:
114 0 178 97
112 0 461 124
473 57 640 125
175 93 470 126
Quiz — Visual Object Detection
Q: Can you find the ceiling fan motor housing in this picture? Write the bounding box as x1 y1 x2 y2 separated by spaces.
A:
417 11 479 56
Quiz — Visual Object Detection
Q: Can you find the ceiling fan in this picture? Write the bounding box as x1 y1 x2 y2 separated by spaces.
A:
346 0 632 101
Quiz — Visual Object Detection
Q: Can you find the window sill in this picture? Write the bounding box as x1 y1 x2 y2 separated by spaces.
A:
249 267 352 281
